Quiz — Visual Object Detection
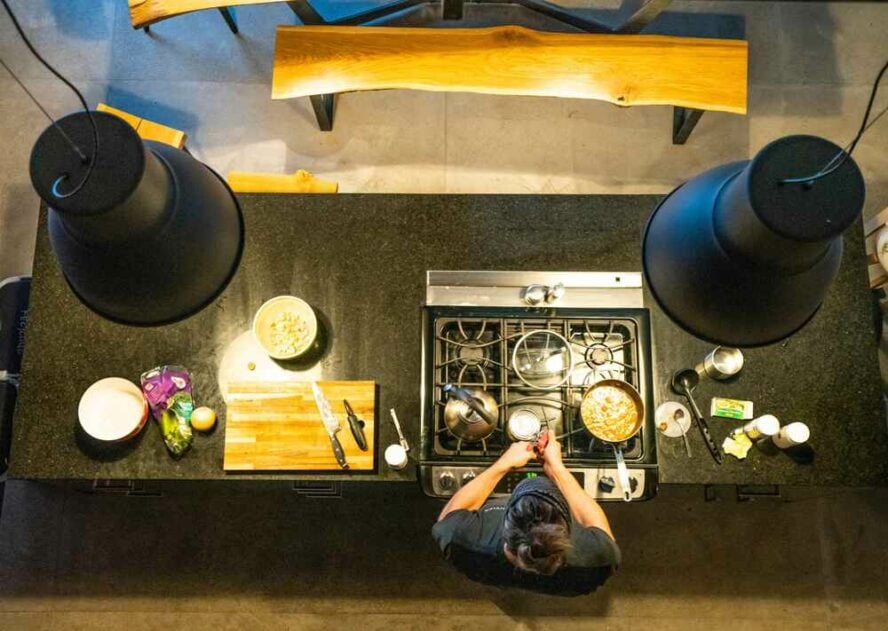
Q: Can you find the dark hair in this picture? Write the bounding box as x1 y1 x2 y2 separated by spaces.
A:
503 495 571 575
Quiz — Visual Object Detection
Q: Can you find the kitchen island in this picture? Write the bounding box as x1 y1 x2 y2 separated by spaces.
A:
10 194 888 488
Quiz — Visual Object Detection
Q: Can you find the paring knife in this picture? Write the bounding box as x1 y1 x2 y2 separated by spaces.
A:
343 399 368 451
312 382 349 469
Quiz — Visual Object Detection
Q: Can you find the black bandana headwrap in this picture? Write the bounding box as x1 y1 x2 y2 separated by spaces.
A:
505 476 572 530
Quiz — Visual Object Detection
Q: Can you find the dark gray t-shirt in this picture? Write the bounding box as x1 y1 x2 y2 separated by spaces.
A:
432 497 621 596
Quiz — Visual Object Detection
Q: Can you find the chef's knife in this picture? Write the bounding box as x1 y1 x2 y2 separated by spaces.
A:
312 382 349 469
343 399 368 451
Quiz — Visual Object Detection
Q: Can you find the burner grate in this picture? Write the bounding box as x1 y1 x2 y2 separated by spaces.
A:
431 314 645 461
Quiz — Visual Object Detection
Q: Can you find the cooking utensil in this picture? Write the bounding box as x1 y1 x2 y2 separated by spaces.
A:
580 379 644 502
676 410 692 457
511 329 574 390
389 408 409 451
696 346 744 381
507 408 542 442
655 401 692 457
78 377 148 442
343 399 368 451
442 384 499 442
671 369 723 464
312 382 348 469
223 381 375 471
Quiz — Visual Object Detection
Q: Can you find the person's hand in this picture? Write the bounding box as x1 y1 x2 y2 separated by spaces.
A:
498 441 535 470
541 433 565 477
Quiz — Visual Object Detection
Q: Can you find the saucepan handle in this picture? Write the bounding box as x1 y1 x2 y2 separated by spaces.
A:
613 445 633 502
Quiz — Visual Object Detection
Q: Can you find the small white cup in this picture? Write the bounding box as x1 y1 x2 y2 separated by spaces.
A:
385 444 409 470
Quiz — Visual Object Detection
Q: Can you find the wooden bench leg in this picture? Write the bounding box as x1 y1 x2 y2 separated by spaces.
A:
443 0 464 20
143 25 150 34
673 107 704 145
218 7 239 34
615 0 673 34
310 94 336 131
287 0 327 25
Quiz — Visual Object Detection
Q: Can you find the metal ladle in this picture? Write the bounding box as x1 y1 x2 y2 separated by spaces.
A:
671 369 723 465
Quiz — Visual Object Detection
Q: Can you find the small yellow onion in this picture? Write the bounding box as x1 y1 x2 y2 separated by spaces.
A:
191 406 217 431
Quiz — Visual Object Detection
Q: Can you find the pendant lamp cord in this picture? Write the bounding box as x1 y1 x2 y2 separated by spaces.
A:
780 59 888 187
0 0 99 199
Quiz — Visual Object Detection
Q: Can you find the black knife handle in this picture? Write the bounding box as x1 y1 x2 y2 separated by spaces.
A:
684 389 723 465
348 416 368 451
329 432 349 469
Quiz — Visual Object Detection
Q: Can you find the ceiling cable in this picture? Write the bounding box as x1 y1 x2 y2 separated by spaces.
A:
780 59 888 187
1 0 100 198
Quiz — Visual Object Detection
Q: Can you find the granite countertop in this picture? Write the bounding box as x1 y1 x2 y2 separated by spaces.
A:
10 194 888 486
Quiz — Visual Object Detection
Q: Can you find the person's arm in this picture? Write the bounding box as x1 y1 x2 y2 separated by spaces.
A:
437 441 536 521
542 434 615 540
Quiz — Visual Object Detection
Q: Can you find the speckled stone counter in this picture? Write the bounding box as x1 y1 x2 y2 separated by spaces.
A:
10 194 887 486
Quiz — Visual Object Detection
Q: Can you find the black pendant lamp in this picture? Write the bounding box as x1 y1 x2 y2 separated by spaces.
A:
642 135 865 347
29 111 244 325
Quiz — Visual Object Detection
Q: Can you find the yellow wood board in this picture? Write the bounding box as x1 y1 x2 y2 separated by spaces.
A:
97 103 187 149
273 25 748 114
228 169 338 194
224 380 376 471
128 0 276 27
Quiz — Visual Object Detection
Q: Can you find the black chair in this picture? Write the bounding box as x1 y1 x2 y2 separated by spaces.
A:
0 276 31 517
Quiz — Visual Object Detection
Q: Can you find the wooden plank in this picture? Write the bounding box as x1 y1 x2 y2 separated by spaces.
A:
128 0 276 28
864 206 888 238
223 380 376 471
868 262 887 289
96 103 143 128
97 103 187 149
137 119 187 149
228 170 338 194
273 26 748 114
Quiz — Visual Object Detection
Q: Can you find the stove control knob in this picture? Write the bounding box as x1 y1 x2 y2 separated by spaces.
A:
461 471 476 485
545 283 565 304
598 476 616 493
438 471 456 491
522 285 547 306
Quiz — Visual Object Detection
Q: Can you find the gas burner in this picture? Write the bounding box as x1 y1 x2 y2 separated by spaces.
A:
456 340 488 367
585 343 613 367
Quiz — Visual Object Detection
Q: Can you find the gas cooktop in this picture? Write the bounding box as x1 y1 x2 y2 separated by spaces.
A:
419 272 658 501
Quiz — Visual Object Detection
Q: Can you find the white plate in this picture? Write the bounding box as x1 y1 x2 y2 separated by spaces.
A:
78 377 148 442
655 401 692 438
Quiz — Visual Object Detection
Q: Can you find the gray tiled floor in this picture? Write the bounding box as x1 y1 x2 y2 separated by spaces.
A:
1 1 888 629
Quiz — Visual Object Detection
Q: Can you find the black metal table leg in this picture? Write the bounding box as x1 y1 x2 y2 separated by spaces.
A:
310 94 337 132
218 6 239 34
511 0 610 34
615 0 673 34
672 107 703 145
443 0 464 20
143 25 150 34
287 0 327 24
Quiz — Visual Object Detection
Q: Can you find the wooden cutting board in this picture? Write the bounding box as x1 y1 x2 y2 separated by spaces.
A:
223 381 376 471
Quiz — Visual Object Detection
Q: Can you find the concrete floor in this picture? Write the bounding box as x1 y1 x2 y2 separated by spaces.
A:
0 0 887 628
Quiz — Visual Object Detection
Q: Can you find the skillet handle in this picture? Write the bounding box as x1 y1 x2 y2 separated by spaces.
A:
613 446 633 502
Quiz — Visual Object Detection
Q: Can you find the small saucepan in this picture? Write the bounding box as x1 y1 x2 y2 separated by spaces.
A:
580 379 644 502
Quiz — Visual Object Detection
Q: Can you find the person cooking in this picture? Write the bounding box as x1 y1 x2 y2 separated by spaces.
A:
432 431 620 596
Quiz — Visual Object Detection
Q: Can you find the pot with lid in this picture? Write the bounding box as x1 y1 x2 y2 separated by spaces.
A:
442 383 498 442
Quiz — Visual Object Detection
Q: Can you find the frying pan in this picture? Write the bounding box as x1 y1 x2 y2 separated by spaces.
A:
580 379 644 502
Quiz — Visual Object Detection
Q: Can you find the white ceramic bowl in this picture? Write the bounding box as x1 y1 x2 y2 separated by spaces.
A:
252 296 318 360
78 377 148 442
